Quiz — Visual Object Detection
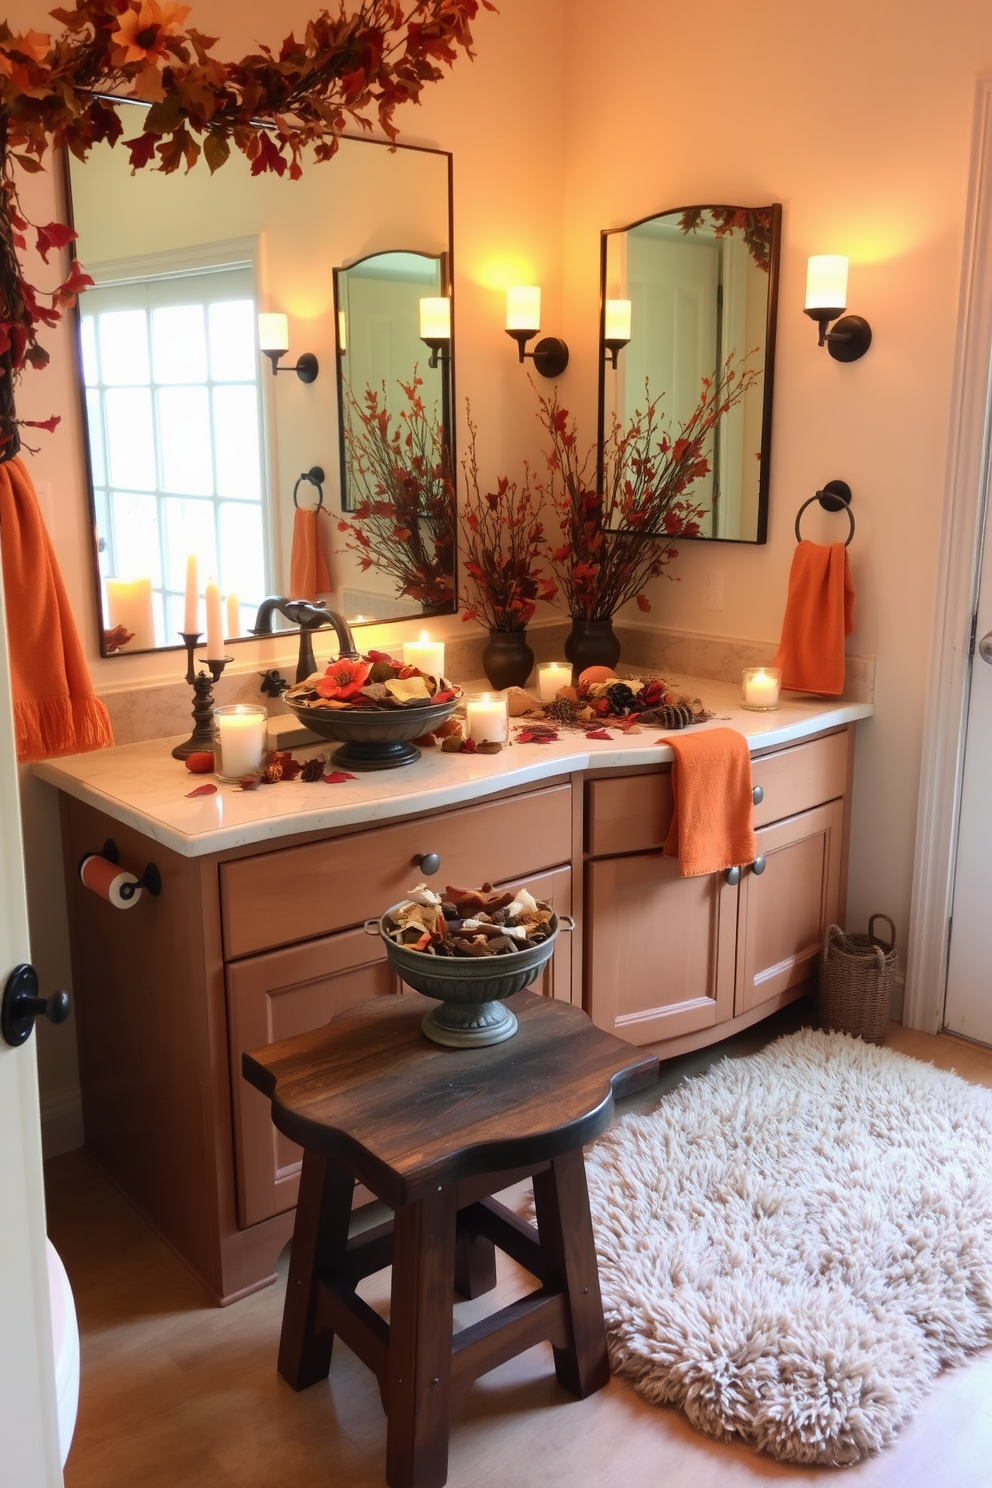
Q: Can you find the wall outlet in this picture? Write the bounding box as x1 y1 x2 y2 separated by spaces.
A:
703 570 724 611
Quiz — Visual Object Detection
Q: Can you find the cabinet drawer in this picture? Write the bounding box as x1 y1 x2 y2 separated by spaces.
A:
221 783 573 958
586 729 850 857
750 731 849 829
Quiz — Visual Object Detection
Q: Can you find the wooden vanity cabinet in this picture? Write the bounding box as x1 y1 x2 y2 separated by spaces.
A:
583 726 853 1052
59 779 577 1304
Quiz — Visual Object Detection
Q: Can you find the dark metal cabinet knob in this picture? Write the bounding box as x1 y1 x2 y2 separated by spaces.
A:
1 964 71 1048
725 866 741 886
752 785 764 805
416 852 441 876
752 856 767 875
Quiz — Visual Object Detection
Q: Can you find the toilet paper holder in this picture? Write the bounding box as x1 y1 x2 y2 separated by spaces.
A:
78 839 162 902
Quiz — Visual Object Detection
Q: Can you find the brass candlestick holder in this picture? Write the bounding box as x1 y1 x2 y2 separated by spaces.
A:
171 633 232 760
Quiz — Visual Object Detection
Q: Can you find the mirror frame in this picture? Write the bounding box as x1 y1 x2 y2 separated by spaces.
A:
333 244 454 517
597 201 782 546
62 129 457 657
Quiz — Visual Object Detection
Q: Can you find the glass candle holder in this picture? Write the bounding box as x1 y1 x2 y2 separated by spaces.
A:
741 666 781 711
537 661 571 702
212 703 268 781
465 691 509 744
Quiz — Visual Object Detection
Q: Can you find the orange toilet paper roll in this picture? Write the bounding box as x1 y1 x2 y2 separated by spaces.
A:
78 854 142 909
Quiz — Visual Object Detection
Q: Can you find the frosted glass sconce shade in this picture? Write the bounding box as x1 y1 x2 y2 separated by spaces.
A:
257 312 318 382
603 298 632 368
419 296 451 368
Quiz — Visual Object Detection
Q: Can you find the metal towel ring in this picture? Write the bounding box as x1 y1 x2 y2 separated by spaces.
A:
293 465 325 510
794 491 855 547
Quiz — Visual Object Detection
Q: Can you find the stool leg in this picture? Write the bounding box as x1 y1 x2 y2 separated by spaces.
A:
454 1214 498 1300
386 1187 456 1488
532 1149 610 1398
278 1149 355 1391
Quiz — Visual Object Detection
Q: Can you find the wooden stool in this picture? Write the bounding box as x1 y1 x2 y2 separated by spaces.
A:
242 989 658 1488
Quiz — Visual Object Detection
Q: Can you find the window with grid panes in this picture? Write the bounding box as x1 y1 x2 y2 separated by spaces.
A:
80 258 267 646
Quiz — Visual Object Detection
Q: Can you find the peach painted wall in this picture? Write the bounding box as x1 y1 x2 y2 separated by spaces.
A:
557 0 992 963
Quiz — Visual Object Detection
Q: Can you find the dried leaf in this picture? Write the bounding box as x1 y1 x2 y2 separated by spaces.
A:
322 770 357 784
185 782 217 797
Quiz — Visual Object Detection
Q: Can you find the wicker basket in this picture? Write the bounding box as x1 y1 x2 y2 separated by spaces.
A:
818 914 897 1044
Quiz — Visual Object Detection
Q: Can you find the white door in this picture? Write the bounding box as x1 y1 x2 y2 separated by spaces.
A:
0 559 63 1483
945 500 992 1044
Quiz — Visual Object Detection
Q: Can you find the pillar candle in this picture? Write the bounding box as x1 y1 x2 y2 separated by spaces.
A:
538 662 571 702
213 705 267 780
183 554 198 635
205 580 223 661
402 632 446 680
742 667 780 710
466 692 509 744
226 592 239 639
106 577 155 651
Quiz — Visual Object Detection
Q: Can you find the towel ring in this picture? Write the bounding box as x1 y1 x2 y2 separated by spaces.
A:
794 491 855 547
293 466 325 510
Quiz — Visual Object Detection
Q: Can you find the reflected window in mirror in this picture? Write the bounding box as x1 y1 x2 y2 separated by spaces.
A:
64 106 456 654
599 204 781 544
81 254 265 650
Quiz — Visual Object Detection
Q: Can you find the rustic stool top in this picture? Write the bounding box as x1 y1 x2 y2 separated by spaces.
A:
243 991 658 1205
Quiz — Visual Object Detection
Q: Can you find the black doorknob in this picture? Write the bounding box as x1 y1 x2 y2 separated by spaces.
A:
1 964 71 1048
416 852 441 876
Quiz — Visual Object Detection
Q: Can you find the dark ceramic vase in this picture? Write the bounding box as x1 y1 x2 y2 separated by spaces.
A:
564 617 621 681
482 629 534 690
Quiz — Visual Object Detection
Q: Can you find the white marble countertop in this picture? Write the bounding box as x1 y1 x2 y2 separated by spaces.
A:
34 677 873 859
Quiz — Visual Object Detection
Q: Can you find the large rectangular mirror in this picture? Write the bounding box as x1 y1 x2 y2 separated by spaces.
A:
66 109 456 654
599 204 780 544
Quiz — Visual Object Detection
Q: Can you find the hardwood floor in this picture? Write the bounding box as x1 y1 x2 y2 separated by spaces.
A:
46 1003 992 1488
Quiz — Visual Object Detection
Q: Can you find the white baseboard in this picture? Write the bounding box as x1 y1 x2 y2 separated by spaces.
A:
41 1085 84 1159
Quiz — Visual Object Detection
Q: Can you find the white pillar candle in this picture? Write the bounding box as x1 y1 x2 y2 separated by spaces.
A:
183 554 198 635
205 580 224 661
538 661 572 702
106 577 155 651
466 692 509 744
741 667 781 710
213 704 268 780
226 592 239 639
402 632 446 680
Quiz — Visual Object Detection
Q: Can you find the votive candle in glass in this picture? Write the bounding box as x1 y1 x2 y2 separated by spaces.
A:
741 666 781 711
466 691 509 744
402 632 445 680
212 704 268 781
538 661 571 702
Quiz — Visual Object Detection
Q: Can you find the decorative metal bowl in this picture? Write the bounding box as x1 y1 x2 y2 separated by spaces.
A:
365 903 574 1047
284 691 461 770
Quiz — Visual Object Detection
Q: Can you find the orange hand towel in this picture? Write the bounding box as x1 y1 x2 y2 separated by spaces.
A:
663 727 757 878
774 540 855 697
0 456 113 762
289 506 333 601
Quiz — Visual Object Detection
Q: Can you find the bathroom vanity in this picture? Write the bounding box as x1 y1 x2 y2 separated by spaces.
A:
37 680 871 1303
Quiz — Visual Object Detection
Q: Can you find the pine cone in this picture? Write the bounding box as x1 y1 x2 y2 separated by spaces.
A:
606 682 636 715
300 756 326 782
545 698 577 724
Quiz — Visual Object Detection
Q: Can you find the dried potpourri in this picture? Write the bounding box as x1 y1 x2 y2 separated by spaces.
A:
285 650 461 713
533 672 712 732
382 882 554 958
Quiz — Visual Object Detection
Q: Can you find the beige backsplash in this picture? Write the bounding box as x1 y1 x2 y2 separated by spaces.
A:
97 621 874 747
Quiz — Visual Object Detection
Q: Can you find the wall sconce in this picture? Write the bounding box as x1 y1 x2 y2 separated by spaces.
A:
505 286 569 378
257 313 319 382
419 296 451 369
803 256 872 362
603 298 632 369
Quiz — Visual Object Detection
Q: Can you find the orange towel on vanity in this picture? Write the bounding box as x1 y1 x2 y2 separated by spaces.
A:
774 540 855 697
0 456 113 762
289 506 333 601
663 728 757 878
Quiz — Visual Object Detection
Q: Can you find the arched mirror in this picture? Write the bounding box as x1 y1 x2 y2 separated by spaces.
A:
65 104 456 655
599 203 781 544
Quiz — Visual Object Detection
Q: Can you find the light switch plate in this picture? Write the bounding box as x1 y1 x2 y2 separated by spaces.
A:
703 570 724 610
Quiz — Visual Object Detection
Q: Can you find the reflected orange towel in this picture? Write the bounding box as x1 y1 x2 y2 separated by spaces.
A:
0 457 113 762
663 728 757 878
774 540 855 697
289 506 333 601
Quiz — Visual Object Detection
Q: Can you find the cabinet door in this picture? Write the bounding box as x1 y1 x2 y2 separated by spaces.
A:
227 867 572 1228
735 798 844 1016
586 852 737 1044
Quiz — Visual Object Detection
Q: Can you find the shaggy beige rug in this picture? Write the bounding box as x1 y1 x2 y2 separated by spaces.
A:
585 1028 992 1466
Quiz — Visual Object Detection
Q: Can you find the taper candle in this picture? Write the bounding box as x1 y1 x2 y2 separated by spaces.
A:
205 580 223 660
226 592 239 639
183 554 198 634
